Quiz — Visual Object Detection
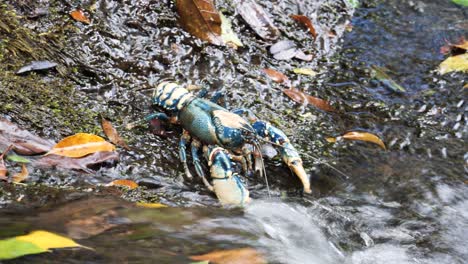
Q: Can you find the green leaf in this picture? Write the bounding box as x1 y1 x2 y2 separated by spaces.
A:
371 65 406 92
0 238 46 260
6 154 31 163
347 0 360 8
220 13 243 48
452 0 468 7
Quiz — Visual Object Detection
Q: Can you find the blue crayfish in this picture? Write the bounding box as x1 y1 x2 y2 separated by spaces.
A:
147 81 311 205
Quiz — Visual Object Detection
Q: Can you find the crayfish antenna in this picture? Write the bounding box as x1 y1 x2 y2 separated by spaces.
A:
253 141 271 198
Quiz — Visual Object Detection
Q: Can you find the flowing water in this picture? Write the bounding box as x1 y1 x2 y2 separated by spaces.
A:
0 0 467 263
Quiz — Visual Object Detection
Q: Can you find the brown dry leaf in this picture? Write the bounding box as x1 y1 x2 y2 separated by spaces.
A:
0 145 13 180
34 151 119 173
283 88 335 112
108 179 138 189
101 118 130 150
190 248 266 264
70 9 90 24
237 0 280 40
46 133 115 158
291 15 317 39
0 119 54 155
262 68 289 84
12 164 28 183
440 38 467 55
176 0 223 45
342 131 386 150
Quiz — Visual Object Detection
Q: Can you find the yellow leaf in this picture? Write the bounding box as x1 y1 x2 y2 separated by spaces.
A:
16 230 89 250
136 202 167 208
293 68 318 76
342 131 386 150
325 137 337 143
12 164 28 183
190 248 266 264
108 179 138 189
46 141 115 158
46 133 115 158
438 53 468 75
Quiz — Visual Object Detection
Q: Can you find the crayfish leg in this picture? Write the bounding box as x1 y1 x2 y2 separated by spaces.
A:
191 139 214 192
179 130 193 179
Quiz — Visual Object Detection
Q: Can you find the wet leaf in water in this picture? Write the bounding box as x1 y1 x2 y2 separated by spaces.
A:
342 131 386 150
291 15 317 39
0 119 54 155
101 118 130 150
220 13 243 48
191 248 266 264
16 61 57 74
293 68 318 76
371 65 406 92
46 133 115 158
325 137 337 143
176 0 226 46
108 179 138 189
136 202 167 208
270 40 298 60
12 164 28 183
0 230 90 260
237 0 280 40
283 88 335 112
440 38 467 55
70 9 90 24
34 151 119 172
262 68 289 84
0 145 13 180
438 53 468 75
452 0 468 7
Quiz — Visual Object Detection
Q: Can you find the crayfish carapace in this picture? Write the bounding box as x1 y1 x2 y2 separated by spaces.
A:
147 81 311 205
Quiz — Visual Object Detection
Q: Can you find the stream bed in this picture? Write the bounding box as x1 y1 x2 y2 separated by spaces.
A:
0 0 467 263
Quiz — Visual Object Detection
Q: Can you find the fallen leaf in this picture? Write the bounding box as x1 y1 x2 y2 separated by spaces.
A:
440 38 467 55
342 131 386 150
0 119 54 155
46 133 115 158
291 15 317 39
12 164 28 183
0 230 90 260
452 0 468 7
176 0 240 47
101 118 130 150
270 40 312 61
0 145 13 180
108 179 138 189
371 65 406 92
16 61 57 74
70 9 90 24
293 68 318 76
438 53 468 75
283 88 335 112
325 137 337 143
6 154 31 163
237 0 280 40
262 68 289 84
136 202 167 208
34 151 119 172
190 248 266 264
220 13 243 48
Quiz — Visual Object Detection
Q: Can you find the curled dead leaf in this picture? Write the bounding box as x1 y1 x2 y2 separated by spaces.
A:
291 15 317 39
101 118 130 150
70 9 90 24
342 131 386 150
283 88 335 112
237 0 279 40
12 164 28 183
